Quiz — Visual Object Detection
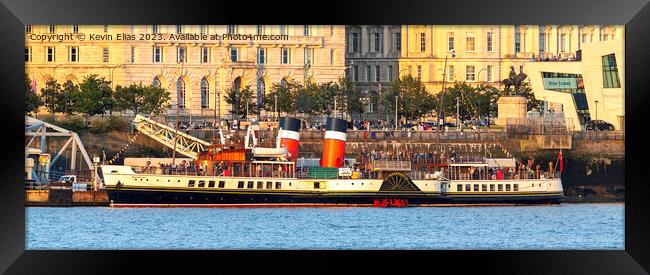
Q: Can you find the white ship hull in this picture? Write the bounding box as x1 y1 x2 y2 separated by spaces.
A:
101 165 564 206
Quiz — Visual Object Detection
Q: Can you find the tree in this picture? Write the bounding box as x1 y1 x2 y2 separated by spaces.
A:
40 79 63 114
25 74 43 115
114 83 171 116
295 83 320 115
442 82 500 122
73 74 114 121
61 80 79 115
383 75 437 123
338 77 364 118
264 79 300 117
224 85 257 118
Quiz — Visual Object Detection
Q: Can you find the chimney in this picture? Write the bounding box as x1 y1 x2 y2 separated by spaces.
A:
279 117 302 163
320 117 348 168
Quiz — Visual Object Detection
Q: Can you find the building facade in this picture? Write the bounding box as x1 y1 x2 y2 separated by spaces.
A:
345 25 622 122
25 25 347 118
526 32 624 131
345 25 401 116
397 25 621 93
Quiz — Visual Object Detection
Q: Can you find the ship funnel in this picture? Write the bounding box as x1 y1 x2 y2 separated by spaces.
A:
279 117 302 163
320 117 348 168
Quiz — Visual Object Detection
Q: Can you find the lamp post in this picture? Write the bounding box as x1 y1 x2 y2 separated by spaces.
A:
594 100 599 121
394 69 409 129
106 63 125 90
274 94 278 119
476 68 487 85
214 65 227 125
456 97 460 131
395 95 399 130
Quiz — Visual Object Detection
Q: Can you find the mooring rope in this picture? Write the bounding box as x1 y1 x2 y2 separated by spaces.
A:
107 131 141 164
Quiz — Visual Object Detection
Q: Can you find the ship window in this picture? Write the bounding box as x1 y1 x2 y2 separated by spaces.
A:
506 184 511 191
498 184 503 191
247 181 254 188
473 184 479 191
266 182 272 189
465 184 471 191
490 184 495 192
275 182 281 189
111 170 118 173
457 184 462 191
514 184 519 191
208 181 215 188
481 184 487 192
188 180 195 187
218 181 225 188
198 180 205 187
257 182 263 189
314 182 320 189
237 181 244 188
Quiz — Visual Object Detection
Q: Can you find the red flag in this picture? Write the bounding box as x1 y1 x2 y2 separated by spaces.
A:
558 149 564 172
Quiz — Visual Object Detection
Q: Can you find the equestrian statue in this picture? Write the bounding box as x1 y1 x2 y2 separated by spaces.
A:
501 66 528 95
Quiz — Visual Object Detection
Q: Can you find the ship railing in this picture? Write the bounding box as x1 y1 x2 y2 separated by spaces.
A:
368 156 487 165
441 170 561 181
153 166 296 178
370 160 412 171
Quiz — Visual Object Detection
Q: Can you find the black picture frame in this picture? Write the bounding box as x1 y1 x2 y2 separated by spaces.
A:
1 0 649 273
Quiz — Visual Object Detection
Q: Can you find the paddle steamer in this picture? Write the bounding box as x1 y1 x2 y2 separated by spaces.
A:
101 117 563 207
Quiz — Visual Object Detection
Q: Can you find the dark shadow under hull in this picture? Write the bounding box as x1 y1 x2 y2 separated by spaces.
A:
107 189 563 206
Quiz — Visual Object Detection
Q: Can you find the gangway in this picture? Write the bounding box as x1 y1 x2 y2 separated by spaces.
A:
132 115 212 159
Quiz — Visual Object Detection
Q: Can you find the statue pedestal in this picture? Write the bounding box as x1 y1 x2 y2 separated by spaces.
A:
495 96 527 126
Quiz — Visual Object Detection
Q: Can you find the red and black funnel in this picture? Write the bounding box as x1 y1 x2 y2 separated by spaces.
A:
320 117 347 168
279 117 301 163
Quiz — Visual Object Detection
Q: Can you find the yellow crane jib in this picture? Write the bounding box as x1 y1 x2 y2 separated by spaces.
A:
132 115 212 160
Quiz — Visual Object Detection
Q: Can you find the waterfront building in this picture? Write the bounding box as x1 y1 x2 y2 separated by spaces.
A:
345 25 401 117
346 25 622 122
525 28 624 131
25 25 347 118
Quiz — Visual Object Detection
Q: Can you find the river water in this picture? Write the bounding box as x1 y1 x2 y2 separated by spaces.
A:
26 203 623 249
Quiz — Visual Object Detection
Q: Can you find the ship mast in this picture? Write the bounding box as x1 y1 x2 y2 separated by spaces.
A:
172 45 184 165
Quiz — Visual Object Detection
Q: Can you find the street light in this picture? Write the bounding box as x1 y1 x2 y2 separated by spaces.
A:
594 100 599 121
456 97 460 131
395 95 399 130
476 67 488 86
392 69 409 129
214 64 227 125
105 63 125 90
274 94 278 119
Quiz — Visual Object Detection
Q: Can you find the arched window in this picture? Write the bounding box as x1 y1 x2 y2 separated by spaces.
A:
257 78 265 107
177 78 185 109
233 77 241 92
201 78 209 109
152 76 161 88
